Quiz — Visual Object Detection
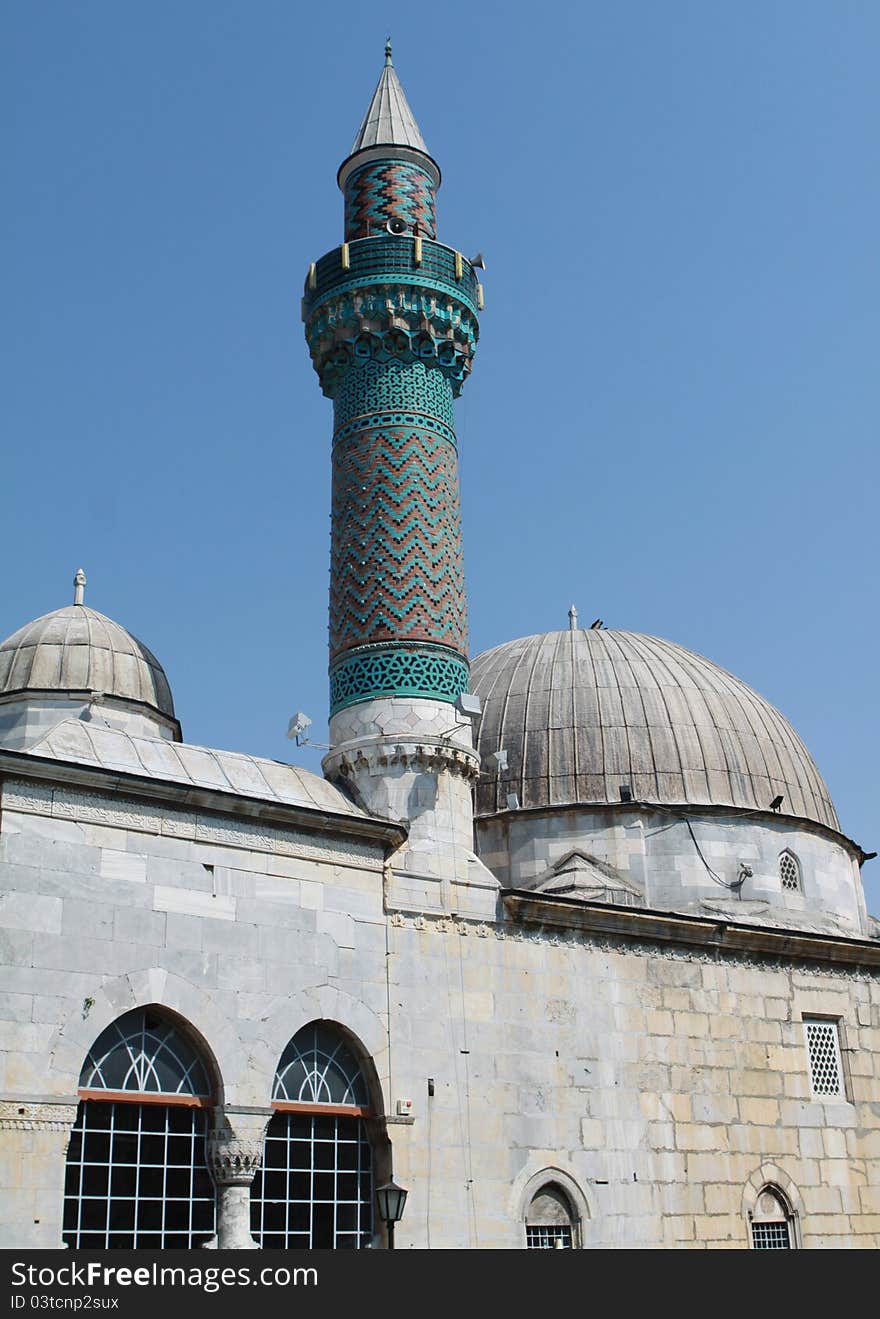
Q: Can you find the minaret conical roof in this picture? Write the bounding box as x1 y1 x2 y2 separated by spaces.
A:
339 42 440 190
349 40 430 156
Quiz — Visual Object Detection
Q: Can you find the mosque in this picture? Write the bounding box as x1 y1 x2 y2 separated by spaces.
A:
0 46 878 1251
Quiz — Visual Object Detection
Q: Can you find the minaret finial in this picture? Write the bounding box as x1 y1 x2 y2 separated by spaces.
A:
73 568 87 607
568 604 578 631
384 36 393 65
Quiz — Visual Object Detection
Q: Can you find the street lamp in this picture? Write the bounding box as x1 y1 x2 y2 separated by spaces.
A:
376 1178 408 1249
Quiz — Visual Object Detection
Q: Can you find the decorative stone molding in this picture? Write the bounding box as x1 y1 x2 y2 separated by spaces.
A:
382 907 880 980
741 1163 804 1249
0 1101 78 1132
325 738 481 784
511 1164 597 1238
1 777 391 866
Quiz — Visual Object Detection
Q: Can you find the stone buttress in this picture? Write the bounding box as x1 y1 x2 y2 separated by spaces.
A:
303 46 494 910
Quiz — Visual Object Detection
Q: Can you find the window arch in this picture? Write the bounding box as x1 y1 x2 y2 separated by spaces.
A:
62 1007 216 1250
525 1182 578 1249
779 849 801 892
749 1185 796 1250
250 1023 375 1250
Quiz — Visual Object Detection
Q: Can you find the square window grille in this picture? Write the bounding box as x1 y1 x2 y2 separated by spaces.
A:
62 1102 215 1249
751 1221 790 1250
526 1225 573 1249
804 1019 843 1097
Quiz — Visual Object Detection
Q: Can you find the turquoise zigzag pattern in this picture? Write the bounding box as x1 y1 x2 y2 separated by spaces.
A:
330 422 467 660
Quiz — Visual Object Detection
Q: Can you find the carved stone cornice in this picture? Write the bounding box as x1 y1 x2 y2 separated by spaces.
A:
325 737 481 784
0 1100 78 1132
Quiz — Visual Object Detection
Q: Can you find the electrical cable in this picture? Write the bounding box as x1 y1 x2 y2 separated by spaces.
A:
629 799 748 891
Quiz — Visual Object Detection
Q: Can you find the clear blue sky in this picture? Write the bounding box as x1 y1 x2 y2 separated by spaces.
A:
3 2 878 910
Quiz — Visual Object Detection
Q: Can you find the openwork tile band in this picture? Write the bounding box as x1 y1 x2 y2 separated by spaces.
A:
344 160 437 241
330 646 469 712
334 359 455 431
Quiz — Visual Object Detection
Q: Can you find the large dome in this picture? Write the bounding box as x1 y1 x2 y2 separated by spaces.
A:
0 605 175 723
471 629 838 831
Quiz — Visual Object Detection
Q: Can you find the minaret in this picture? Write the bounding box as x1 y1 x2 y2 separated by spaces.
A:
303 44 490 907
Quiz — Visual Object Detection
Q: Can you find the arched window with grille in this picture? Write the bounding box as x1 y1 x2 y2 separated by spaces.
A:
779 849 801 892
250 1022 375 1249
62 1007 216 1249
525 1182 578 1249
749 1185 796 1249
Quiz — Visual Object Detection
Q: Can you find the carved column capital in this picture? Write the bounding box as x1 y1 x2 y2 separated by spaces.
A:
207 1128 264 1187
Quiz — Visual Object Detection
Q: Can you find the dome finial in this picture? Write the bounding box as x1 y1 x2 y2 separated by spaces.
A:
384 35 393 65
73 568 87 607
568 603 578 631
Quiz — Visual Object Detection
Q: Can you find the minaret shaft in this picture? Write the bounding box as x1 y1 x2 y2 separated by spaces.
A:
329 360 468 712
302 48 495 913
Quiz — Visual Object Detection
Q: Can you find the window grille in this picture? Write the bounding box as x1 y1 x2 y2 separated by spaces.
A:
524 1183 577 1250
79 1008 211 1096
779 851 801 892
250 1112 373 1250
804 1019 844 1097
252 1023 375 1250
750 1187 793 1250
526 1225 573 1249
273 1023 370 1106
751 1221 791 1250
63 1009 215 1250
62 1102 215 1249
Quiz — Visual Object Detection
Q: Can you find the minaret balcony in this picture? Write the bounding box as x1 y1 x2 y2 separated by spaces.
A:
303 235 481 319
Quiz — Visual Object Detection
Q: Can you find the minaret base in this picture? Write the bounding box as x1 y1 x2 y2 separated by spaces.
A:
325 698 497 919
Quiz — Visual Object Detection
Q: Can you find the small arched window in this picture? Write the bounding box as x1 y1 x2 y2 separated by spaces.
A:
63 1008 215 1249
251 1023 375 1250
750 1186 795 1250
779 850 801 892
525 1183 577 1249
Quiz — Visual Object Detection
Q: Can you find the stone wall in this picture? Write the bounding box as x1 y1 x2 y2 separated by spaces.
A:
476 803 868 934
1 773 878 1249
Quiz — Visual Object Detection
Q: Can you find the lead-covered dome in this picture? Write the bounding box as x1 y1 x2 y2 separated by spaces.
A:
0 605 176 727
471 629 838 831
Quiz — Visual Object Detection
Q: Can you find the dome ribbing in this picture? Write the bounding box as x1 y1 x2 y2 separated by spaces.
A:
471 629 838 831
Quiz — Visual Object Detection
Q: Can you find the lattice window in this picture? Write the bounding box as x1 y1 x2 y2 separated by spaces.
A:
525 1184 577 1250
779 850 801 892
750 1187 793 1250
804 1018 844 1097
62 1102 215 1249
273 1024 370 1106
79 1008 211 1097
526 1225 573 1249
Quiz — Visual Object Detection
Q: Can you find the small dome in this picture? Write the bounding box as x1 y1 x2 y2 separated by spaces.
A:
471 629 838 831
0 605 175 722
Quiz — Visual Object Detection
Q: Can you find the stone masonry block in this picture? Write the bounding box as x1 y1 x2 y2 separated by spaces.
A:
0 892 62 935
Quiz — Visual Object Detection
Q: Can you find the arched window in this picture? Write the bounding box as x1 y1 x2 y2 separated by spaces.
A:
525 1183 577 1249
779 849 801 892
750 1186 795 1250
250 1023 374 1250
62 1008 216 1249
